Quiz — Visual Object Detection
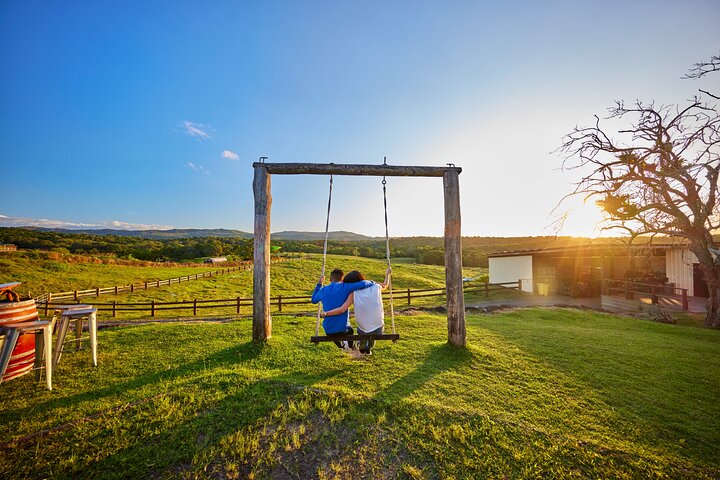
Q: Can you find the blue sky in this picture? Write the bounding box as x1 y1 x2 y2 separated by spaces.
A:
1 1 718 237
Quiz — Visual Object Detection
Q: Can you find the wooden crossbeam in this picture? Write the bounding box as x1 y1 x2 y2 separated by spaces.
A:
253 162 461 177
310 334 400 344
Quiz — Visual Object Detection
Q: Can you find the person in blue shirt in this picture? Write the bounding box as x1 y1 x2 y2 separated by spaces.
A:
311 268 373 349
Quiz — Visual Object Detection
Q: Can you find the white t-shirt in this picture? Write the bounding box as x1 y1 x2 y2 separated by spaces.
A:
353 283 385 332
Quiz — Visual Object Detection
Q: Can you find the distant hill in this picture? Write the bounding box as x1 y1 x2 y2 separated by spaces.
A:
28 227 253 240
21 227 375 241
271 231 376 241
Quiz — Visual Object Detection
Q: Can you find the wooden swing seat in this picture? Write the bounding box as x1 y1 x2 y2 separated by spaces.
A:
310 333 400 344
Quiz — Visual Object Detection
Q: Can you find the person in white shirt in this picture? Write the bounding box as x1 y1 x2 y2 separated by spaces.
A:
321 268 391 355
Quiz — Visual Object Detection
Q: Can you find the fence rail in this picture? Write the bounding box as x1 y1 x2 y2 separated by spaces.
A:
603 279 689 311
37 281 521 319
33 257 298 304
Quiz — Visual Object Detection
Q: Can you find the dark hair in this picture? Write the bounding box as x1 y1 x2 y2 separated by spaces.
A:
343 270 365 283
329 269 344 282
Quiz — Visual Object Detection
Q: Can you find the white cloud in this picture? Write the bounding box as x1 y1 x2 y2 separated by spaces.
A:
222 150 240 161
0 214 174 231
186 162 210 175
180 120 212 140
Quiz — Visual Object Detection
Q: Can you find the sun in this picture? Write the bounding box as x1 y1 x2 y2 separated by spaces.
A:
557 196 608 237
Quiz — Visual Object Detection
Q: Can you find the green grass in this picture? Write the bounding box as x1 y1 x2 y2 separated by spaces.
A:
30 254 487 321
1 308 718 478
0 251 237 298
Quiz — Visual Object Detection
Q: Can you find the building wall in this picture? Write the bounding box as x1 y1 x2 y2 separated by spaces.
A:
533 256 560 295
489 256 533 293
666 248 697 296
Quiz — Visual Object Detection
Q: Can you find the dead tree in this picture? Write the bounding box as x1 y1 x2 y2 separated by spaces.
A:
559 98 720 326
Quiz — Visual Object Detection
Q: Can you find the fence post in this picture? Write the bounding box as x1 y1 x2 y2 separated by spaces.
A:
74 290 78 301
278 295 283 312
193 299 197 316
130 284 134 293
682 289 689 311
151 300 156 317
518 279 522 293
112 301 117 318
407 288 411 306
115 285 118 295
96 287 100 297
485 281 489 298
145 282 148 290
236 296 241 315
157 280 160 287
44 298 49 317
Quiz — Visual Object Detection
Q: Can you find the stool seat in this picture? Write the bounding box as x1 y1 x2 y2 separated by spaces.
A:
5 320 51 332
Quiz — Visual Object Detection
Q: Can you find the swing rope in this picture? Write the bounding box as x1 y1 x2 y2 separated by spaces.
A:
316 175 334 336
382 176 396 335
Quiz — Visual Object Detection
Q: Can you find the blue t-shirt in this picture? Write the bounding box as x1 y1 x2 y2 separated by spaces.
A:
311 280 373 334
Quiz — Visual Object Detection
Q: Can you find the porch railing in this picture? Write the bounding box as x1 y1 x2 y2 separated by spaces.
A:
602 279 689 311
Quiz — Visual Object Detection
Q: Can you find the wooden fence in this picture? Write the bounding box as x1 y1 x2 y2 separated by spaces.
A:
33 257 298 304
37 281 521 319
603 279 689 311
0 244 17 252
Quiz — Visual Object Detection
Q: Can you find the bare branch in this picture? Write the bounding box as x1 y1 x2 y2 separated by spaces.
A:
683 53 720 79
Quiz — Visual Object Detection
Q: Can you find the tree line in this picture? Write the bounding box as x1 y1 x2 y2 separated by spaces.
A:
0 227 596 267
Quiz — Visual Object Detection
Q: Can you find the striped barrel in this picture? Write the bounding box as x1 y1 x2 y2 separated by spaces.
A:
0 300 39 382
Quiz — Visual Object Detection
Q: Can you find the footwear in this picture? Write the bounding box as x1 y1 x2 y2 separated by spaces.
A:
361 350 372 356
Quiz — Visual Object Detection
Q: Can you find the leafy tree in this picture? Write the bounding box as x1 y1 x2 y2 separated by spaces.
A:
559 53 720 326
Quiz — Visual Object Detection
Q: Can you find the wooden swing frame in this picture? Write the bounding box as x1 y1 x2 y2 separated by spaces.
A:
252 161 466 347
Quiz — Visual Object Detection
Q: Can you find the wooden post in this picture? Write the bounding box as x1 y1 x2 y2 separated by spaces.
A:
145 282 148 290
443 169 465 347
96 287 100 297
115 285 118 295
682 289 689 311
112 301 117 318
407 288 411 306
236 296 241 315
485 281 489 298
193 299 197 316
253 164 272 341
45 294 51 316
74 290 78 301
151 300 156 317
130 284 134 293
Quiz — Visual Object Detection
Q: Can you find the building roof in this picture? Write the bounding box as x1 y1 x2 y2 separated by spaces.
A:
487 243 686 259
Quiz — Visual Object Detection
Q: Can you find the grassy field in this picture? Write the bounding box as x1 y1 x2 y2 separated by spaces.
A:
0 251 240 298
3 251 485 296
11 253 489 321
1 308 718 478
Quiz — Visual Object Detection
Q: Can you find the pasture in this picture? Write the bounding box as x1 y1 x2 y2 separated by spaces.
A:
1 308 719 478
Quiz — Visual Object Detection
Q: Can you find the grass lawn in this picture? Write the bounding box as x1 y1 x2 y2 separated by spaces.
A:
0 251 238 298
1 308 718 478
39 255 488 321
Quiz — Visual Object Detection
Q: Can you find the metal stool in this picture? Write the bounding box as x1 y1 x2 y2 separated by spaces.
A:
53 307 98 369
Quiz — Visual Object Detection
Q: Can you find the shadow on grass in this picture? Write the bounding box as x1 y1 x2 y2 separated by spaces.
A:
78 368 343 479
0 340 270 425
374 343 473 403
